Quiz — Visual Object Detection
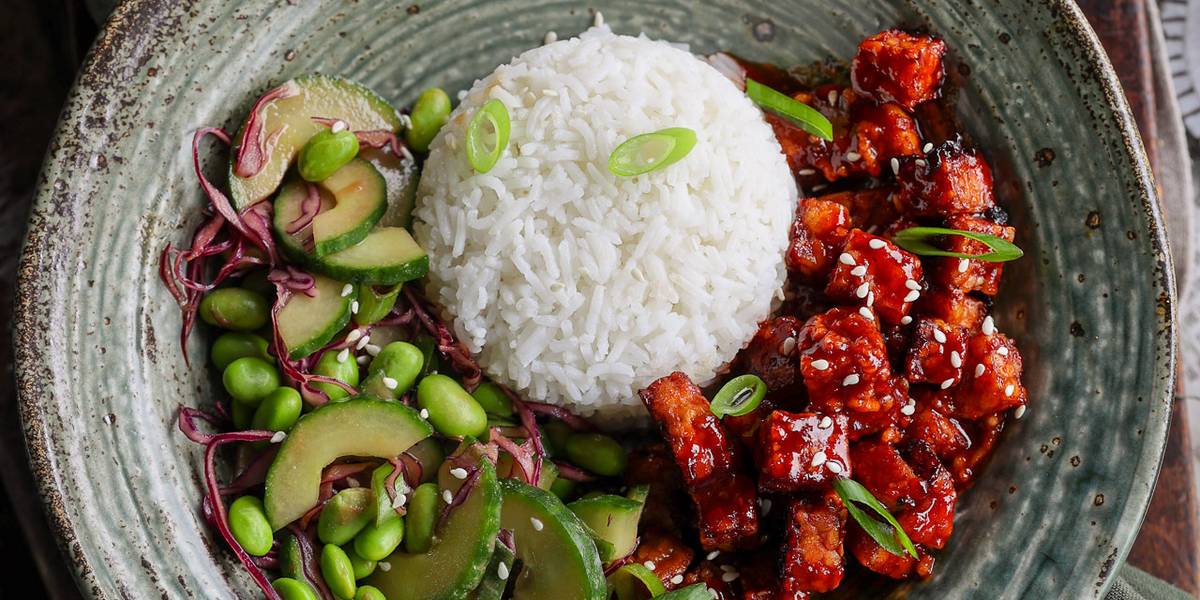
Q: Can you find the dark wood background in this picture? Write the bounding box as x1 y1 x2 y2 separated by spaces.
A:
0 0 1193 597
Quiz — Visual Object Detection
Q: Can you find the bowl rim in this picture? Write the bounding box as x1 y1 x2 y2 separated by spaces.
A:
11 0 1178 597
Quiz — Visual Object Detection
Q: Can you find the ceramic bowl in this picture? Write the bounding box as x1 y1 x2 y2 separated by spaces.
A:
14 0 1175 598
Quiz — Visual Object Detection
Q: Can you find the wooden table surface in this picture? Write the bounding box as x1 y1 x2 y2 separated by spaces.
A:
0 0 1194 598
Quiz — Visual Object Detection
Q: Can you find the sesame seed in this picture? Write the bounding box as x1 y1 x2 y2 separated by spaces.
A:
644 561 656 571
957 258 970 273
340 284 354 297
671 574 684 585
270 431 286 443
851 265 868 277
940 378 956 390
356 335 371 350
900 403 916 416
392 493 407 509
357 355 371 366
950 351 962 368
721 571 741 583
811 450 828 467
846 151 862 162
923 142 934 153
859 306 874 320
866 291 875 307
819 416 833 429
905 279 921 291
346 329 363 343
826 461 844 475
378 561 391 572
498 562 510 580
383 376 399 390
720 564 736 573
706 551 720 560
933 328 947 344
903 290 920 303
997 346 1009 356
351 300 360 314
828 90 839 105
890 157 901 175
760 498 773 515
543 31 557 44
868 238 886 250
366 344 382 356
443 489 454 504
839 252 856 266
444 467 468 481
915 158 928 168
781 337 797 355
975 364 986 377
1014 405 1027 419
337 348 351 363
346 477 361 488
982 316 996 336
531 517 544 531
1005 384 1015 397
813 184 828 192
798 168 817 176
811 359 830 371
420 409 430 419
900 316 913 325
842 374 860 386
331 120 347 133
855 282 870 298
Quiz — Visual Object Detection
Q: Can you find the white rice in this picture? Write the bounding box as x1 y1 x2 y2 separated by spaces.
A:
414 27 796 423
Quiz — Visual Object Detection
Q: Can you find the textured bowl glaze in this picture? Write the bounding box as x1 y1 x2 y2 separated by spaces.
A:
14 1 1175 598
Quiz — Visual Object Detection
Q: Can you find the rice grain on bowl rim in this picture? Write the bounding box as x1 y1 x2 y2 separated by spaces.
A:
415 27 797 424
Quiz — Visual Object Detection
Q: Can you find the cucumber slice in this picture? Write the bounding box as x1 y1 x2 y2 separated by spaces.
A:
367 443 502 600
264 399 432 530
467 535 515 600
499 479 607 600
229 75 402 211
276 273 355 359
361 147 419 230
567 488 646 563
311 158 387 257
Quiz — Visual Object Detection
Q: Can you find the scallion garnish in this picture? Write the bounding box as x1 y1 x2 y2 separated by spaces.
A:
832 477 918 559
746 79 834 141
608 127 697 176
709 374 766 418
466 99 511 174
892 226 1023 262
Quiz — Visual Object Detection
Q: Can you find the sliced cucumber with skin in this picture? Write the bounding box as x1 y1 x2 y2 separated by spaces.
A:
567 488 646 563
264 399 432 529
467 535 515 600
355 283 402 326
229 75 402 211
499 479 607 600
367 443 502 600
276 273 356 359
311 158 388 257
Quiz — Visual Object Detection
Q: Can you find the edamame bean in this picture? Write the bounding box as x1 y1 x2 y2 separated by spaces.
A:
346 546 377 580
416 374 488 438
543 420 573 456
211 332 272 371
549 476 576 501
404 483 438 553
318 488 375 545
320 544 357 600
273 578 320 600
223 357 281 405
199 288 269 331
227 495 273 556
252 387 303 432
299 129 360 182
313 349 361 402
353 514 405 561
355 585 387 600
364 342 423 399
471 382 513 418
354 284 402 326
405 88 452 153
565 433 628 477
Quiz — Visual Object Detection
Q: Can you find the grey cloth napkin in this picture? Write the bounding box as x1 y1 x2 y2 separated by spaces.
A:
1107 565 1196 600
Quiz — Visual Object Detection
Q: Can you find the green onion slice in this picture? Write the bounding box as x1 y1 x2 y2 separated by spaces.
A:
832 478 919 559
608 127 697 176
466 99 511 173
746 79 834 141
608 563 667 600
892 226 1024 262
655 583 717 600
709 374 767 418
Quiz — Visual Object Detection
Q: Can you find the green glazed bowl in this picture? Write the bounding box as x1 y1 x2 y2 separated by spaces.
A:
14 1 1175 598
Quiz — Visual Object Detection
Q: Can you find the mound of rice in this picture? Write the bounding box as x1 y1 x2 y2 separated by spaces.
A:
414 27 797 423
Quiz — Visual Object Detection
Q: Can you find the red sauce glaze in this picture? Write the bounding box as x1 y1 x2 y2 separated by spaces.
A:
896 140 996 217
757 411 850 492
780 493 848 594
931 215 1016 296
824 229 924 325
631 529 695 589
904 317 968 386
852 30 947 111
